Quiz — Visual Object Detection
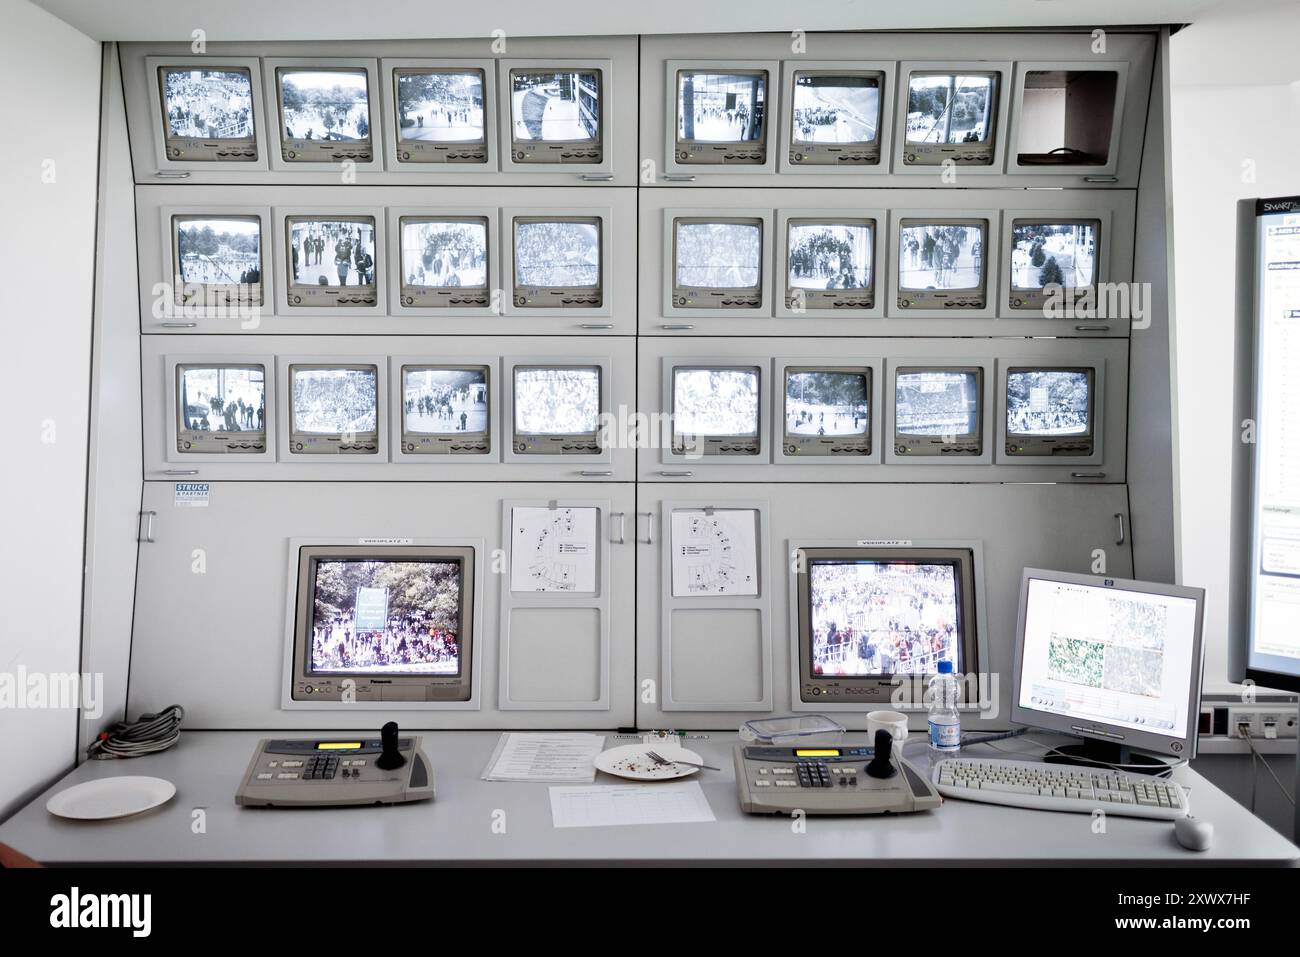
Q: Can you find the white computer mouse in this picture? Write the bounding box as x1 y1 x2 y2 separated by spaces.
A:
1173 815 1214 852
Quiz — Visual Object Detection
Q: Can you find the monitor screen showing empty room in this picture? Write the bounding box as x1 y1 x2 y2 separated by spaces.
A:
903 72 998 165
789 71 883 165
172 215 262 305
896 220 987 309
158 66 257 161
675 69 768 164
673 218 763 309
508 69 602 163
176 364 266 453
276 67 372 162
401 365 490 455
399 217 489 307
672 366 760 457
786 219 874 310
288 364 379 454
894 367 982 456
1005 367 1094 457
289 545 475 702
1009 220 1099 309
784 368 871 456
286 217 377 307
394 68 486 163
512 217 602 308
1016 70 1119 167
512 365 602 454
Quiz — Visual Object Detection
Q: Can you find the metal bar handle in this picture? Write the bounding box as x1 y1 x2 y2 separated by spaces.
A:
154 171 192 179
1070 472 1106 480
661 174 696 182
660 323 695 331
610 512 626 545
1115 513 1127 546
578 469 613 477
578 323 615 330
1073 324 1110 333
638 511 655 545
138 511 157 543
658 470 693 477
580 173 614 181
163 469 200 476
160 321 198 329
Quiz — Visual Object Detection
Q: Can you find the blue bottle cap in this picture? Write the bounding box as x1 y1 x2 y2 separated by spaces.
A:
937 660 954 674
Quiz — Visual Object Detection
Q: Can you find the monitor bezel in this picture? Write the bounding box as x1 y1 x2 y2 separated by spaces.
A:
888 363 988 461
166 355 275 462
664 59 779 174
168 211 267 309
1005 216 1105 311
264 57 380 168
893 61 1012 175
507 211 607 312
1010 567 1206 760
661 207 773 317
786 66 887 165
383 59 494 166
1000 363 1100 461
781 215 878 312
503 358 611 463
498 59 610 170
148 57 266 168
396 361 494 457
282 359 384 457
780 364 874 459
1006 61 1130 178
279 209 383 313
394 213 493 309
667 362 765 461
670 215 766 308
893 216 992 312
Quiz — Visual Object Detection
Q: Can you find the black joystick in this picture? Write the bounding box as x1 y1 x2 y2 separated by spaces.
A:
375 721 406 771
865 729 896 779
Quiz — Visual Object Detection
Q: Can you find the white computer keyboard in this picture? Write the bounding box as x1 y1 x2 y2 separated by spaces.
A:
931 757 1188 820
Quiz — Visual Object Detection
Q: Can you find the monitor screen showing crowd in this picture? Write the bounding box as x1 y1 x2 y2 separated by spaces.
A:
403 367 488 436
513 366 602 435
673 367 760 438
1010 221 1097 291
786 371 869 437
791 72 881 146
513 219 600 289
1006 369 1092 437
395 69 485 143
895 370 980 436
291 366 378 435
174 216 261 288
178 365 265 436
278 69 371 142
675 220 763 290
787 221 872 291
401 219 488 290
160 67 255 140
898 223 985 292
510 71 600 142
676 71 767 144
288 219 376 288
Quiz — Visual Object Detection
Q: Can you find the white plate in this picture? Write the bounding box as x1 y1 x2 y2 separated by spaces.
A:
46 776 176 820
594 743 704 781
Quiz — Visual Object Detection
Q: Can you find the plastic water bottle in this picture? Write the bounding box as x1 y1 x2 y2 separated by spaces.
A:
928 660 962 753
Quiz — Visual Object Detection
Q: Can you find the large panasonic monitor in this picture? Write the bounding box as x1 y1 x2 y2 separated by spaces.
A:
508 68 602 164
512 365 603 455
512 216 602 308
788 70 884 166
157 65 258 162
786 218 874 311
672 217 763 309
896 219 988 310
393 67 487 163
795 546 979 705
289 544 475 703
1005 367 1095 457
176 363 266 454
398 216 489 308
275 66 373 162
400 364 490 455
288 364 379 455
783 367 871 457
893 366 983 457
286 216 377 307
1008 219 1099 311
671 365 761 457
903 71 998 166
675 68 768 165
172 215 263 306
1012 569 1206 767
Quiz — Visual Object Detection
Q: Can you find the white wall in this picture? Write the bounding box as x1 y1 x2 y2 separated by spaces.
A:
0 0 101 820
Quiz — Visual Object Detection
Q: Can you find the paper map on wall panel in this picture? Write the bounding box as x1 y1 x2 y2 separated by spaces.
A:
670 509 759 597
511 506 598 593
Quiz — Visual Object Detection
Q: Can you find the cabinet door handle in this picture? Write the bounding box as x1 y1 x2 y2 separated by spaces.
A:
661 173 696 182
1115 513 1127 546
1074 324 1110 333
578 469 613 477
160 321 198 329
1070 472 1105 480
162 469 200 476
638 511 655 545
155 171 192 179
660 323 695 331
580 173 614 181
658 470 693 477
138 511 157 543
610 512 626 545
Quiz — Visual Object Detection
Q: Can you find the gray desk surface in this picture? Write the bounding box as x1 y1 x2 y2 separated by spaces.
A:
2 730 1296 865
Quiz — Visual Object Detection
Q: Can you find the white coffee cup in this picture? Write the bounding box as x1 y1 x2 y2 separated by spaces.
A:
866 709 909 748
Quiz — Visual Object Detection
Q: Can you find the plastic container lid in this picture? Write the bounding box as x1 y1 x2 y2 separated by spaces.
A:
739 714 846 746
937 660 954 674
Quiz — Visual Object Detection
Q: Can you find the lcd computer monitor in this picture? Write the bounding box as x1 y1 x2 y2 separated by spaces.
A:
783 367 871 457
176 364 266 453
789 70 883 166
903 71 998 166
675 69 768 165
512 365 602 455
288 364 379 454
512 217 602 308
893 366 983 456
671 365 761 457
785 218 874 310
399 217 489 308
1005 367 1095 457
286 216 377 307
172 215 263 306
157 65 257 162
289 544 475 703
508 69 602 163
401 365 490 455
276 67 373 162
795 546 979 705
896 219 988 310
1012 568 1206 768
1008 219 1099 310
672 218 763 309
393 67 487 163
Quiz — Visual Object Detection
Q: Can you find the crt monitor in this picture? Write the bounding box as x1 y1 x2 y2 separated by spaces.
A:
508 68 602 163
512 365 603 455
393 67 487 164
1005 367 1095 457
512 216 602 308
672 217 764 309
1012 568 1206 768
286 216 377 307
289 544 475 703
902 71 998 166
288 364 379 454
401 365 490 455
783 367 871 457
1008 219 1099 310
795 546 979 705
275 66 373 162
671 365 761 457
788 70 884 166
398 216 489 308
157 65 257 162
896 219 988 310
176 363 266 453
785 218 874 310
893 366 983 457
172 215 263 306
675 68 768 165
